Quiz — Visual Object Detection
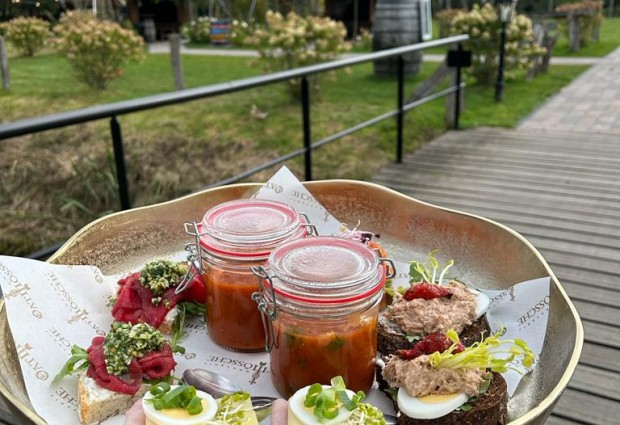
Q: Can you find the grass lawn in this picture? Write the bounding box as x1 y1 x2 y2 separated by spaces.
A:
0 50 587 255
553 17 620 56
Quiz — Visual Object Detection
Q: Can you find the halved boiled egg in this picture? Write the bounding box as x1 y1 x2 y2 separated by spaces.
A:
142 386 218 425
288 385 356 425
470 288 491 319
397 388 468 420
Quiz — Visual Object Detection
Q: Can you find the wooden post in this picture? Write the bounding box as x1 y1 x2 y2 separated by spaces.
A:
567 12 580 52
169 34 184 91
445 67 463 129
0 36 9 90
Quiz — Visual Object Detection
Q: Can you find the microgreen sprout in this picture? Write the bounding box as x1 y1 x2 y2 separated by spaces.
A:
428 329 535 373
409 250 454 285
304 376 366 421
215 392 251 425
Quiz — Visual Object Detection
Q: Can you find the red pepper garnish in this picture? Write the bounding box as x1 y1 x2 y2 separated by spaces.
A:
403 282 452 301
396 332 464 360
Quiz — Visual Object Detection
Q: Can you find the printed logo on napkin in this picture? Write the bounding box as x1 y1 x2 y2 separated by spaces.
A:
0 166 551 424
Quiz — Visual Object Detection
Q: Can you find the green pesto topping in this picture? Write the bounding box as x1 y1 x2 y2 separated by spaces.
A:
215 392 251 425
139 260 188 296
103 322 164 376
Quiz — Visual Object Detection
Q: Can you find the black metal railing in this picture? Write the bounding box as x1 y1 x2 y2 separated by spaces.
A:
0 34 469 258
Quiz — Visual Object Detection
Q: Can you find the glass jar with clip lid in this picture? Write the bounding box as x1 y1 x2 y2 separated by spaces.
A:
180 199 315 352
252 235 395 397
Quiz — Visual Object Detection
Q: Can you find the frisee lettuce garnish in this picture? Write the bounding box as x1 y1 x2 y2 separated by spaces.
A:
147 382 204 415
304 376 365 421
409 249 454 285
428 329 535 373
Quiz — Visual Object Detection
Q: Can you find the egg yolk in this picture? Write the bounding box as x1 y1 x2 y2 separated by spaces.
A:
418 393 464 404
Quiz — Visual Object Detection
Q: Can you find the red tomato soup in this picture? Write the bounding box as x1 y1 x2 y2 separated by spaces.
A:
270 308 379 398
253 236 387 396
189 199 309 352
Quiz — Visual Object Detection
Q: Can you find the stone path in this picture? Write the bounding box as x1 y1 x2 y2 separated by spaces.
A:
519 47 620 134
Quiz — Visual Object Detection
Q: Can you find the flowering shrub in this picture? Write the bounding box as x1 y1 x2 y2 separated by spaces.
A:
449 4 546 85
436 8 465 38
230 19 256 46
0 17 50 57
354 28 372 51
181 17 212 44
244 10 350 98
53 12 145 90
555 0 603 48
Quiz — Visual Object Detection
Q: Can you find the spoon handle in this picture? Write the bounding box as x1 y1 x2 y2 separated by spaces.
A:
251 396 276 423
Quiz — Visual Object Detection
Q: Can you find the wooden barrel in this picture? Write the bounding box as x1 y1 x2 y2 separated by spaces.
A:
372 0 422 76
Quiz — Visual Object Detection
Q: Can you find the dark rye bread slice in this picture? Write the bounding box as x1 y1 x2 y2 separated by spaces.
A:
376 369 508 425
399 372 508 425
377 313 491 355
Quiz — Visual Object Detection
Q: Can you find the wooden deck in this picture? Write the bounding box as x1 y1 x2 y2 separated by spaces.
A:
372 126 620 425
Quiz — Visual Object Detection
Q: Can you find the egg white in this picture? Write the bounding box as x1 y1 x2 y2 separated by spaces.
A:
142 386 218 425
470 288 491 319
397 388 468 420
288 385 357 425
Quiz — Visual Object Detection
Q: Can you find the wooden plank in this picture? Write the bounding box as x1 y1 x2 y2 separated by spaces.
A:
570 300 620 327
569 364 620 400
384 162 620 194
551 388 620 425
416 144 620 169
542 251 620 277
380 180 620 216
547 265 619 291
582 321 620 348
546 414 581 425
560 281 620 307
580 342 620 372
426 131 620 156
525 238 620 264
373 186 620 230
383 166 620 204
451 127 620 150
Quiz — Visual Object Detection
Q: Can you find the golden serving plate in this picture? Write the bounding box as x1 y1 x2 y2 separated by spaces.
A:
0 180 583 425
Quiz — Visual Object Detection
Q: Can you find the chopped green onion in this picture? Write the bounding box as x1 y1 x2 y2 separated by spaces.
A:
304 376 367 421
146 383 204 415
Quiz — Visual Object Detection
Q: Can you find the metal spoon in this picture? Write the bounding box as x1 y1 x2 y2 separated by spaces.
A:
182 368 398 425
182 368 275 421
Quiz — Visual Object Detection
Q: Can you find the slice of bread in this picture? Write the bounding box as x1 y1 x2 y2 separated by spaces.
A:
157 306 180 335
377 313 491 355
376 369 508 425
77 373 149 425
397 372 508 425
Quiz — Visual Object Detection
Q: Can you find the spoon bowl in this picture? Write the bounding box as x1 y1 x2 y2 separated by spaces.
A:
183 368 243 399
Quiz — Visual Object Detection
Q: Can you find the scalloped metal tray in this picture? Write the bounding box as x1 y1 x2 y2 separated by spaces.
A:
0 180 583 424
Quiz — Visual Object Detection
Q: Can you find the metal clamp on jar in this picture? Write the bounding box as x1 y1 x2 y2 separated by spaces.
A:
181 199 316 352
252 235 395 397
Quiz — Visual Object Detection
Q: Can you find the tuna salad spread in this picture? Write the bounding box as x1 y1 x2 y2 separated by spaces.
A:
383 354 485 397
387 280 478 335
